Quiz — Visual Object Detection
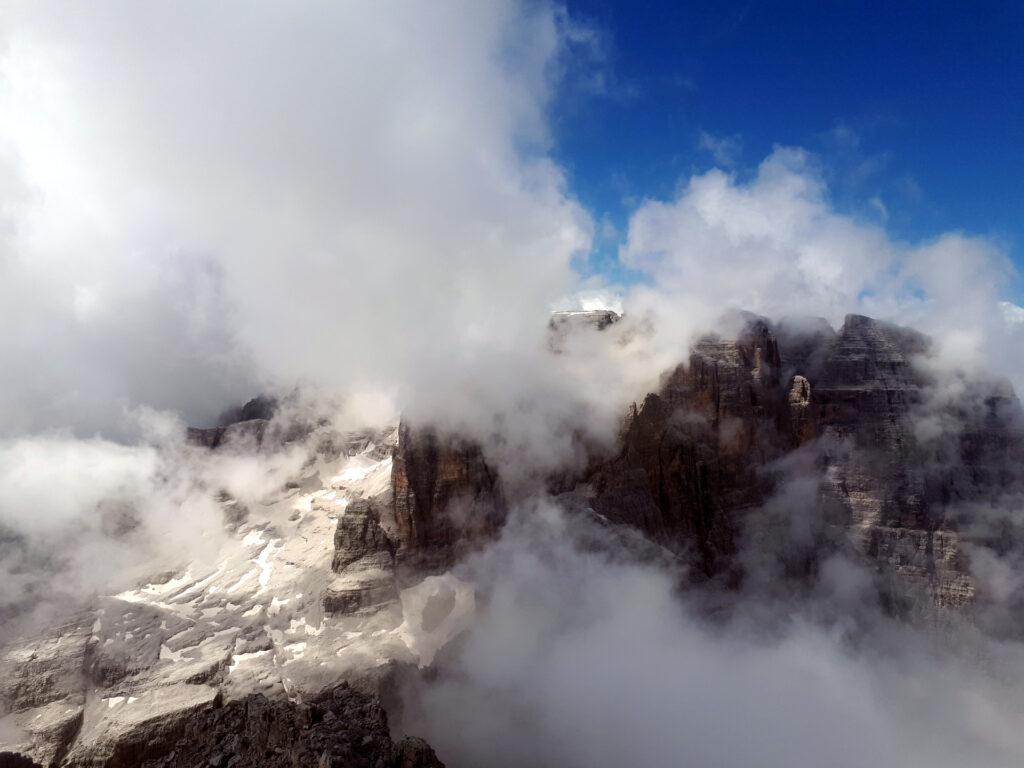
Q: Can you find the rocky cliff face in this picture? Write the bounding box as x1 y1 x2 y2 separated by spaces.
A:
548 310 621 351
4 310 1024 766
810 315 962 614
0 668 440 768
324 500 399 615
391 312 1024 619
589 313 1023 614
59 683 441 768
391 422 503 584
185 396 277 450
584 316 790 580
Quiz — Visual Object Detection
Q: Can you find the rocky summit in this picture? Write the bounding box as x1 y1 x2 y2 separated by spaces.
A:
2 311 1023 766
392 312 1024 618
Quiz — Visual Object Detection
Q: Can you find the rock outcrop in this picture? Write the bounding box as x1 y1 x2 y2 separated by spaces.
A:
810 315 960 614
548 309 620 332
324 500 399 614
186 395 278 450
548 309 621 352
391 422 503 584
0 620 91 767
390 312 1024 618
586 312 1024 616
585 316 791 579
3 679 443 768
59 683 442 768
186 419 269 451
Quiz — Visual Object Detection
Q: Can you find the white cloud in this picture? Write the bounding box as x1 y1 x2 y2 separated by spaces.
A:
698 130 743 167
411 501 1024 768
0 8 1024 767
0 0 622 636
620 146 1024 390
0 1 595 443
0 407 309 634
1001 301 1024 325
556 286 624 314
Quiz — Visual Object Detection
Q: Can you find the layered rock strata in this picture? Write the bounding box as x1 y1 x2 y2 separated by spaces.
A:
324 500 399 615
391 313 1024 617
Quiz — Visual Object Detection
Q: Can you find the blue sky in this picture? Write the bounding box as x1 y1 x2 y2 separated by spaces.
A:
552 1 1023 294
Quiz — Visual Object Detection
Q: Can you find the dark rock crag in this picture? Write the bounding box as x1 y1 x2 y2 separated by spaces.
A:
392 312 1024 618
186 396 277 450
0 617 443 768
391 422 503 585
586 316 790 580
324 500 399 614
60 684 441 768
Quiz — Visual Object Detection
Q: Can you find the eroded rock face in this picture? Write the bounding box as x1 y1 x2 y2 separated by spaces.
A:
61 683 442 768
185 394 314 452
811 315 951 613
586 312 1024 617
585 316 792 579
391 422 503 584
390 312 1024 619
391 311 626 578
324 500 398 615
788 375 815 445
219 395 278 426
185 419 269 451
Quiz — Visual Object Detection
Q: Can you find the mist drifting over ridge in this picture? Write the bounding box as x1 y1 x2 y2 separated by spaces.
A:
1 2 1024 767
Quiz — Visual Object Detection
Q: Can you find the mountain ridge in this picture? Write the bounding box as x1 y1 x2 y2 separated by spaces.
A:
3 310 1023 766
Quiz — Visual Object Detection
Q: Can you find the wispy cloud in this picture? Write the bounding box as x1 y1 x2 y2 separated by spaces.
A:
698 130 743 167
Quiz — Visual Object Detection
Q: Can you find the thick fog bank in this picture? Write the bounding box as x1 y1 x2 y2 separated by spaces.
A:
405 499 1024 768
